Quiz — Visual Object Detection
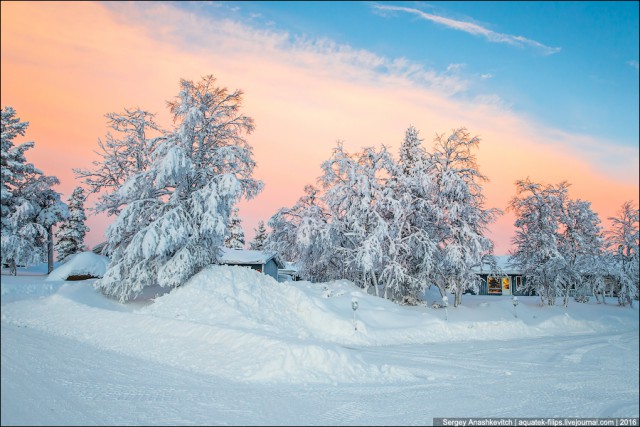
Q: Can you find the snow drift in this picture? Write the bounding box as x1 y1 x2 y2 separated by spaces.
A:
2 263 638 386
46 251 109 281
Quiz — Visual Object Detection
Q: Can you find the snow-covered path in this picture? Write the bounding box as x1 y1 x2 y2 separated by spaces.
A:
2 322 637 426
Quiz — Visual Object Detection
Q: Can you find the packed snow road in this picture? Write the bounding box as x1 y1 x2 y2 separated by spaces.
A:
2 322 637 426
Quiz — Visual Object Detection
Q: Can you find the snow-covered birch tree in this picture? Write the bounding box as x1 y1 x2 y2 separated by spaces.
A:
319 143 397 296
267 126 500 306
265 184 336 282
74 108 164 216
509 179 569 305
606 201 639 307
557 198 605 306
55 186 90 262
428 128 500 307
95 75 263 301
510 179 609 306
381 126 438 303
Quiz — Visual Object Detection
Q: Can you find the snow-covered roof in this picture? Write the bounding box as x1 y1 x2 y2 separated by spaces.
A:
218 248 284 268
279 261 300 273
471 255 521 275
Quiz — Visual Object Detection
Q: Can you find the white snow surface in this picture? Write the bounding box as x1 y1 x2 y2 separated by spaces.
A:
1 261 639 425
218 247 278 265
45 251 109 281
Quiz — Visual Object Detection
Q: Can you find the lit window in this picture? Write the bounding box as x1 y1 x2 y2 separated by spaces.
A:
488 276 502 294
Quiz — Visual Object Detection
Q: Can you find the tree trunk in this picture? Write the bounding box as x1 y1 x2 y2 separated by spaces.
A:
539 289 545 306
454 287 462 307
593 286 602 304
371 271 379 297
362 271 369 294
10 259 16 276
47 224 54 274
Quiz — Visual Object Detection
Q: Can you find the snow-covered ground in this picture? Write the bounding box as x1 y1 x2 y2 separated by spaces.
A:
2 263 638 425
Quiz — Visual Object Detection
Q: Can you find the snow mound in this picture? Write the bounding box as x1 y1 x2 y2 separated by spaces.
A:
46 252 109 281
3 264 637 386
135 265 414 383
141 265 620 348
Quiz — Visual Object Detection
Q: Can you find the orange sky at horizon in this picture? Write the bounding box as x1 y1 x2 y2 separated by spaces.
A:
2 2 638 255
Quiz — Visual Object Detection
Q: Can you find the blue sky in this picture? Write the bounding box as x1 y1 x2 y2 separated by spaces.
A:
183 1 639 148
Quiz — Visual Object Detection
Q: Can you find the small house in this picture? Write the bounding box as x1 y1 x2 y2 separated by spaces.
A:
218 248 284 281
472 255 529 296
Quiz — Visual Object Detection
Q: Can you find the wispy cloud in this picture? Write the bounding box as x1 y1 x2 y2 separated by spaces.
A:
372 3 561 56
105 2 471 97
446 63 465 72
627 60 639 70
2 1 636 253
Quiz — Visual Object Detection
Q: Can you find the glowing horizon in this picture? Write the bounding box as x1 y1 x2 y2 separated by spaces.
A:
1 2 638 255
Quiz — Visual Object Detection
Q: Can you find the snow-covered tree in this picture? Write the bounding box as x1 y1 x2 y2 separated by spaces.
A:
319 143 397 295
95 75 263 302
1 106 36 273
55 186 90 262
557 198 605 306
580 250 611 304
606 201 639 307
265 184 336 282
428 128 500 307
225 207 245 249
509 179 568 305
267 126 499 307
74 108 164 216
1 106 68 274
250 220 268 250
510 179 608 307
380 126 438 303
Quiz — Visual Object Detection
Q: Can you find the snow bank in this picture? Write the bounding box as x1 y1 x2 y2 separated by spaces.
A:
2 265 638 385
0 276 64 303
46 252 109 281
142 265 635 346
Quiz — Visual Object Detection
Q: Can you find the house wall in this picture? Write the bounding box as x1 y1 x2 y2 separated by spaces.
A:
476 274 619 298
264 259 279 281
476 274 531 296
220 260 279 281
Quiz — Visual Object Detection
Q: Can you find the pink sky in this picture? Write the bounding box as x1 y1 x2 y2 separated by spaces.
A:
2 2 638 255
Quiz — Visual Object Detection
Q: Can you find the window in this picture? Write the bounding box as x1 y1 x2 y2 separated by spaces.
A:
488 276 502 295
514 276 522 292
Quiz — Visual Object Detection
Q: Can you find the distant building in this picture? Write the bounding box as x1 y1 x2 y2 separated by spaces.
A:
218 248 284 281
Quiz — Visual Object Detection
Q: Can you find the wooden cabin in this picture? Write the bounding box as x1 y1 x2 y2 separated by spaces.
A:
218 248 284 281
